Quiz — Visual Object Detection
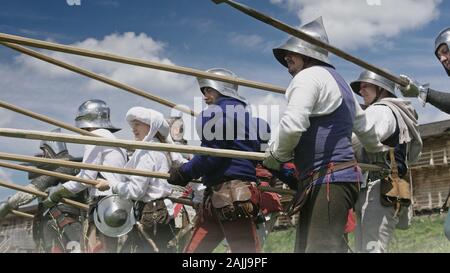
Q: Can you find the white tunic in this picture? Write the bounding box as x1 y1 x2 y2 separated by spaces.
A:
63 129 127 197
364 105 397 142
271 66 385 162
110 137 173 202
107 107 189 216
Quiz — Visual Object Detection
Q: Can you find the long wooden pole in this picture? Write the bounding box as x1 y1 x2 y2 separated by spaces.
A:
211 0 409 87
0 179 88 210
0 106 93 217
1 42 196 117
11 210 34 219
0 100 94 137
0 128 265 161
0 128 385 172
0 33 285 94
0 161 198 208
0 152 385 200
0 152 296 196
0 152 170 180
0 160 99 187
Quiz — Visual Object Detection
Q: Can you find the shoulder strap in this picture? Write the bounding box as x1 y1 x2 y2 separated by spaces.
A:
389 148 399 179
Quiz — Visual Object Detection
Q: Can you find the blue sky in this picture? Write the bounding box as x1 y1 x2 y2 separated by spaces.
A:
0 0 449 199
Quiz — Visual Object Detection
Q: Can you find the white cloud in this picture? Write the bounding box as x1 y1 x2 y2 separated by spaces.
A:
270 0 442 50
17 32 194 93
1 26 448 164
0 32 204 155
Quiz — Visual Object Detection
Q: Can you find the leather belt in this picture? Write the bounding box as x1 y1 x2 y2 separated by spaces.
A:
302 160 358 184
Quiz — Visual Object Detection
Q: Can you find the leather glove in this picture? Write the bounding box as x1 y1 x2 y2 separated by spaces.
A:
167 165 190 186
0 201 13 219
42 184 76 208
399 75 429 105
271 163 299 191
263 150 283 171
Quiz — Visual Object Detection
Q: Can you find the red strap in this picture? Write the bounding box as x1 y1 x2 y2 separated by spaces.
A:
344 209 356 233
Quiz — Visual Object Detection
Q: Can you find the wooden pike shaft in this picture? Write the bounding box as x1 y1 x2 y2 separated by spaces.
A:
0 158 198 209
0 152 288 197
0 151 383 204
0 179 88 210
2 42 197 117
0 128 266 161
0 100 95 137
0 160 99 187
0 128 387 172
0 166 197 212
212 0 409 87
0 152 170 180
0 33 285 94
11 210 34 219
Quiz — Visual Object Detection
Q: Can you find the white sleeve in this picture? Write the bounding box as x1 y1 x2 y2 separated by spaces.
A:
63 145 102 193
364 105 397 142
100 148 126 184
271 73 320 162
112 154 153 200
352 95 386 153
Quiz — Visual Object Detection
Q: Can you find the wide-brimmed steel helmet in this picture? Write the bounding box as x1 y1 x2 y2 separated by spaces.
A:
75 99 121 132
197 68 247 104
39 128 68 156
350 70 397 98
435 27 450 76
273 17 332 67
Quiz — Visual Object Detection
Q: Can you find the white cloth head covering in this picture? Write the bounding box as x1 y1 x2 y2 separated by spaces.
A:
126 107 187 165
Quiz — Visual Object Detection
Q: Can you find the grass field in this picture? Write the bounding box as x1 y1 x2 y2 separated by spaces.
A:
389 213 450 253
260 213 450 253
